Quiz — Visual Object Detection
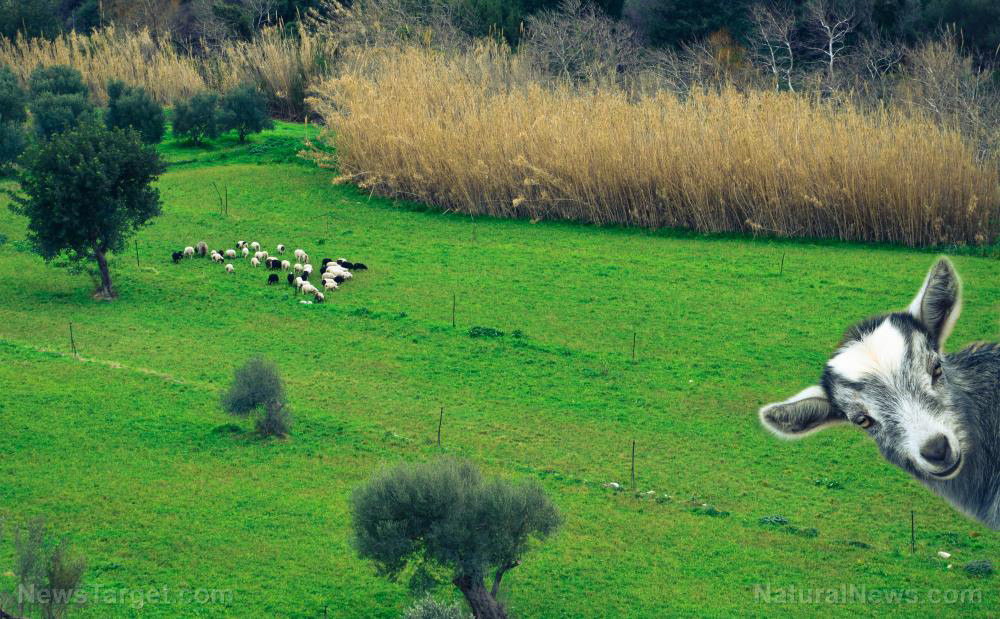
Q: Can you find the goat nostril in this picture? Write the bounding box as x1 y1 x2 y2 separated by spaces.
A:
920 434 952 465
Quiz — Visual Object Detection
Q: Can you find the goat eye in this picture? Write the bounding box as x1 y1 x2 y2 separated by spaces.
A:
931 359 943 382
855 415 873 429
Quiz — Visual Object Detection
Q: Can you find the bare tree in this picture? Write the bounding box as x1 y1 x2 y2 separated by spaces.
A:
748 2 798 91
804 0 856 87
521 0 642 86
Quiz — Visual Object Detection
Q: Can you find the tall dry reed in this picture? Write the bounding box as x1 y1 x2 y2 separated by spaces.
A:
0 27 205 105
308 44 1000 247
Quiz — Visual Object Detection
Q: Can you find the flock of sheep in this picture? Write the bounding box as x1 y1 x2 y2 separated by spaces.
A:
171 240 367 303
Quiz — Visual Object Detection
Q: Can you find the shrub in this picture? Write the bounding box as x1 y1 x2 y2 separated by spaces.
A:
403 595 471 619
28 65 89 97
0 121 27 169
221 356 286 416
172 92 220 144
7 518 86 619
30 93 96 139
352 458 561 619
964 559 993 578
9 120 164 299
254 400 292 438
219 83 274 142
106 81 166 144
0 65 27 124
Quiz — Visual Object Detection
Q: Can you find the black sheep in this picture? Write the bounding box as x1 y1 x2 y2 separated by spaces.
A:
267 274 279 285
333 275 345 284
171 251 183 263
352 262 368 270
301 271 309 281
287 273 295 285
336 259 353 269
267 258 281 270
322 258 333 266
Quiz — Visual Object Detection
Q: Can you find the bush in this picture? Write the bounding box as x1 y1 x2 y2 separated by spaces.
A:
254 400 292 438
172 92 220 144
964 559 994 578
221 356 286 416
403 595 471 619
28 65 89 98
106 81 166 144
30 93 96 139
219 83 274 142
0 121 27 168
0 66 27 124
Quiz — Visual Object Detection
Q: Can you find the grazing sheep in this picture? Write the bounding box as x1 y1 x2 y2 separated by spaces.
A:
242 247 249 258
172 250 183 263
267 274 279 285
336 259 354 269
237 240 247 249
294 276 303 291
293 263 303 274
281 260 291 270
225 263 234 274
353 262 368 270
254 251 265 261
301 282 318 295
302 264 313 274
196 241 208 257
183 246 195 258
211 252 223 263
323 279 338 290
251 241 261 251
287 273 295 285
301 252 309 265
277 244 286 254
225 249 237 259
260 251 269 261
333 275 346 284
251 257 260 268
294 249 305 262
301 271 310 282
314 292 325 303
322 258 333 266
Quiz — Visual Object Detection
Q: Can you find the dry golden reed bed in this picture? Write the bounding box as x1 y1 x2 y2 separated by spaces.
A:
310 45 1000 247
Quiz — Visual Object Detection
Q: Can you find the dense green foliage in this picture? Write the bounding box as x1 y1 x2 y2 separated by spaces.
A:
0 66 28 168
28 65 89 98
27 65 96 139
106 81 166 145
0 0 63 40
403 596 471 619
219 84 274 143
173 93 221 144
8 121 164 297
222 356 287 416
0 123 998 617
352 458 561 617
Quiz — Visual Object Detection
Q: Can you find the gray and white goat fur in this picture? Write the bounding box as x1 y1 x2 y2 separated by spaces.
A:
759 258 1000 529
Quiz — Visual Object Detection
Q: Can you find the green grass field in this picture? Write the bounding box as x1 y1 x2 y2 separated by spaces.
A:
0 122 997 618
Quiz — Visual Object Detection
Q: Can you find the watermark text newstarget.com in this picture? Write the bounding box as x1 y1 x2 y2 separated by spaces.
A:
754 583 981 605
19 584 234 610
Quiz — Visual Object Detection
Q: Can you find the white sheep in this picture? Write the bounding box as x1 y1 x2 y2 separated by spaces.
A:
211 252 223 263
260 251 269 261
225 249 237 259
314 292 325 303
294 276 303 290
196 241 208 257
277 244 286 254
225 263 234 274
242 247 249 258
281 260 291 270
293 263 304 274
253 251 264 261
301 252 309 265
183 246 195 258
302 263 313 274
294 249 305 262
251 257 260 268
251 241 261 251
323 279 338 290
301 282 318 295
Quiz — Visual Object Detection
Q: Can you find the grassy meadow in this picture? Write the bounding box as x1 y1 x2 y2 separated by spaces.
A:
0 122 998 617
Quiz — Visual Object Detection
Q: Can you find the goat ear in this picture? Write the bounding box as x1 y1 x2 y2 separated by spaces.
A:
759 386 845 439
908 257 962 351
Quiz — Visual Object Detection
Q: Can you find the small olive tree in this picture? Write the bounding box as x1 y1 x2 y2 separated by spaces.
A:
8 120 164 299
0 66 28 169
219 84 273 143
106 81 166 144
352 459 561 619
27 65 96 139
221 356 291 437
172 92 220 144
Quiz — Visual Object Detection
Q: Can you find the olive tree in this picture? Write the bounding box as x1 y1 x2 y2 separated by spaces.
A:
8 121 164 299
351 458 561 619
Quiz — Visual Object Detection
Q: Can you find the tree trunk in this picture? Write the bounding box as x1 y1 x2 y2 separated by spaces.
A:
454 575 507 619
93 244 115 300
